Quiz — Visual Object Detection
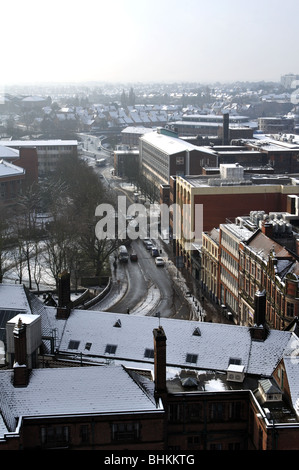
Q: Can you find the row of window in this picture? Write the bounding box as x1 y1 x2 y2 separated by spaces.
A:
40 422 140 448
168 400 244 423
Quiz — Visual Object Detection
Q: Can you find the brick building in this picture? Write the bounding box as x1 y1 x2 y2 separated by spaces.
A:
0 159 25 204
0 144 38 187
0 140 77 177
1 301 299 450
139 128 216 201
174 166 299 271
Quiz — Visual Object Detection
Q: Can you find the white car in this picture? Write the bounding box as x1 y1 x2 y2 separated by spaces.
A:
155 257 165 267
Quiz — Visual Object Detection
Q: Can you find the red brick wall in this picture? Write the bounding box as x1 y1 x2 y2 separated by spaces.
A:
15 148 38 184
194 191 287 232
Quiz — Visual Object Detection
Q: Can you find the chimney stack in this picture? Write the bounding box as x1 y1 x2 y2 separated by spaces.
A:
56 271 72 319
250 290 269 341
13 318 29 387
261 220 273 238
153 327 167 400
222 113 229 145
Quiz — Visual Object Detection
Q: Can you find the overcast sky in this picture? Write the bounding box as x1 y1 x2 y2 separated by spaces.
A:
1 0 298 86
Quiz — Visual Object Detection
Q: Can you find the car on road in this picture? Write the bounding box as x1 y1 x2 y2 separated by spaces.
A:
130 252 138 261
144 241 153 250
151 247 159 257
155 257 165 267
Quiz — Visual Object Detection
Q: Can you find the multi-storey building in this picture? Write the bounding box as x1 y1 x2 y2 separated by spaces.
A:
175 166 299 271
239 221 299 329
0 140 77 177
219 223 254 320
200 206 299 329
1 297 299 450
0 159 25 204
201 228 220 303
139 128 216 201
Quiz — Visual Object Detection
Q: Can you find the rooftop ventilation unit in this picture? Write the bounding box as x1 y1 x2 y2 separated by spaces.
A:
226 364 245 382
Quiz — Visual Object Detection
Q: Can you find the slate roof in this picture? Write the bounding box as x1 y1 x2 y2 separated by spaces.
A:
0 365 160 435
50 308 293 377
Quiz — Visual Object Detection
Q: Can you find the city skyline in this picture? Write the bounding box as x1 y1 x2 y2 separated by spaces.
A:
1 0 298 87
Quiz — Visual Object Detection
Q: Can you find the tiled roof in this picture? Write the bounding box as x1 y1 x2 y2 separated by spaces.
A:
0 365 160 434
52 308 292 377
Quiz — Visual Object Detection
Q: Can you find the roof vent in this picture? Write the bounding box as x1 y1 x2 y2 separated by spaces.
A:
181 377 198 388
113 319 122 328
227 364 245 382
193 327 201 336
258 379 282 403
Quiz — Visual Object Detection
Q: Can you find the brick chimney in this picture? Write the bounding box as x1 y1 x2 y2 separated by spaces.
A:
153 327 167 401
261 220 273 238
250 290 269 341
13 318 29 387
56 271 72 319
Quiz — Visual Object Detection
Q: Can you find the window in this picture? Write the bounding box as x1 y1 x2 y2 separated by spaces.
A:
41 426 70 448
105 344 117 354
228 402 242 420
186 403 202 422
188 435 200 446
186 353 198 364
112 422 140 441
287 302 295 317
80 425 89 443
85 342 92 351
229 357 241 366
168 403 182 422
144 348 154 358
176 156 184 165
210 403 224 421
210 443 222 450
68 340 80 350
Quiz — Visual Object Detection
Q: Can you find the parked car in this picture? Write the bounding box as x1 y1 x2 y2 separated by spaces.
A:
130 252 138 261
151 247 159 257
144 241 153 250
155 257 165 267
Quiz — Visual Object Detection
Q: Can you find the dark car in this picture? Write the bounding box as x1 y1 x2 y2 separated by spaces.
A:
130 252 138 261
151 247 159 257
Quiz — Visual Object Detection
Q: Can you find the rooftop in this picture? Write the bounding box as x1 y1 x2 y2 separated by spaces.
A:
0 365 160 436
0 146 19 159
0 140 77 147
0 160 25 178
36 307 294 379
140 131 215 156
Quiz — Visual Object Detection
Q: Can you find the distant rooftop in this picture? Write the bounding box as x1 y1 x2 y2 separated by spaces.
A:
0 140 77 147
0 159 25 178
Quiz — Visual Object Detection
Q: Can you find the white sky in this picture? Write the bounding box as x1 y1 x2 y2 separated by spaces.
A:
1 0 299 86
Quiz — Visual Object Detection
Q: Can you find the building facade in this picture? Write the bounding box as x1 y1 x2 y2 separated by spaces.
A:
0 140 78 177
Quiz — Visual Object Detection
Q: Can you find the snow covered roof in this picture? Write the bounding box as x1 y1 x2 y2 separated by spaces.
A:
0 146 19 159
0 159 25 178
53 309 291 377
281 335 299 414
0 284 31 313
0 140 77 148
122 126 154 135
0 365 160 434
140 131 203 155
